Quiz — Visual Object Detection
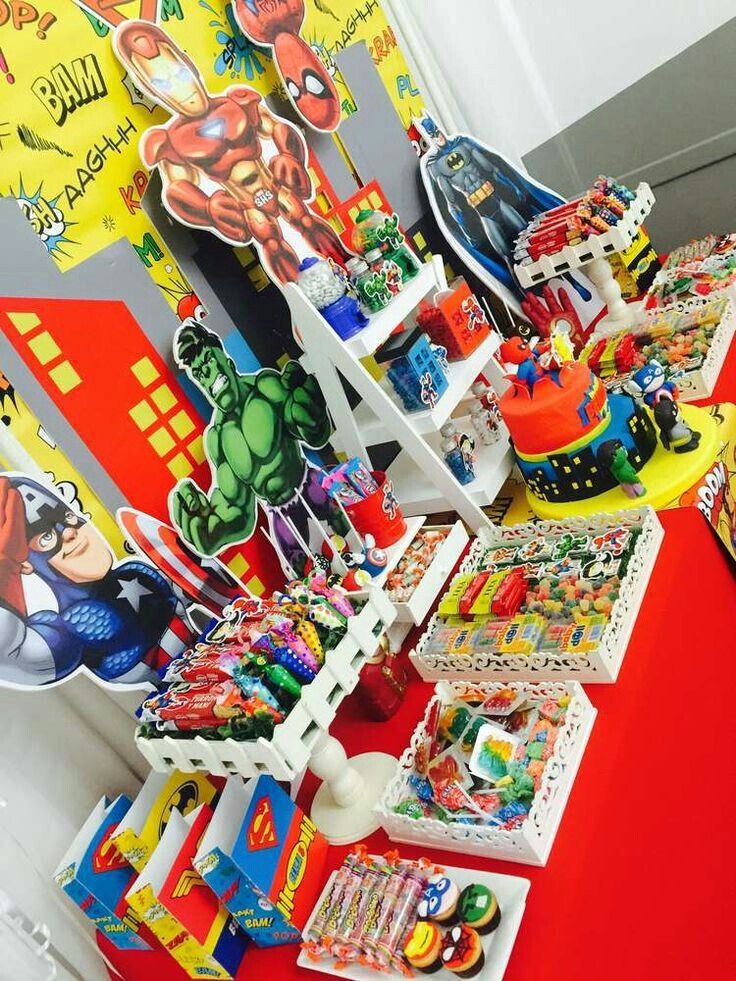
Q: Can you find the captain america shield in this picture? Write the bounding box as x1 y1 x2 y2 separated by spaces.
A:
117 508 244 615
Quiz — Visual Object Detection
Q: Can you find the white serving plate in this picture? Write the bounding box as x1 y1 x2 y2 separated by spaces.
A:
297 861 530 981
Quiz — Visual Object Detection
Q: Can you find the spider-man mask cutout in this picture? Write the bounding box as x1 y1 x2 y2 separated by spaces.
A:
233 0 341 132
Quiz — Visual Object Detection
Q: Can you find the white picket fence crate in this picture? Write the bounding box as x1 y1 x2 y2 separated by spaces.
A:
135 588 397 781
514 183 655 288
376 680 595 866
586 293 736 400
409 507 663 683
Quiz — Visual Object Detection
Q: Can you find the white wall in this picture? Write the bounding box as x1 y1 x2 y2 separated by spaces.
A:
400 0 734 158
0 678 146 979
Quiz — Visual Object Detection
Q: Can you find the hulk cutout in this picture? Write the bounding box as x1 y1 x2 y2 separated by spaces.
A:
170 322 345 576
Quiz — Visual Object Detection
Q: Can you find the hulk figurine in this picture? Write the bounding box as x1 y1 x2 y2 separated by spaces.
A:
597 439 646 499
171 321 345 576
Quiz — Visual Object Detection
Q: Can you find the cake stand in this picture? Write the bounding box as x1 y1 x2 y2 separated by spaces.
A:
135 586 399 845
514 183 655 332
525 403 720 520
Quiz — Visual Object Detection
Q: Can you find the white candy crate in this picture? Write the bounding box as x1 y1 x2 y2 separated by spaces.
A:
135 588 396 781
409 507 663 684
514 183 655 289
391 521 470 625
376 681 596 867
585 293 736 401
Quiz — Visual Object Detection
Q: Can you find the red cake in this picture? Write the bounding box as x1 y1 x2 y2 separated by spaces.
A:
500 361 608 456
498 349 657 504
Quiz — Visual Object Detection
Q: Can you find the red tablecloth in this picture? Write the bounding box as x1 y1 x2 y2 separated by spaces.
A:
101 345 736 981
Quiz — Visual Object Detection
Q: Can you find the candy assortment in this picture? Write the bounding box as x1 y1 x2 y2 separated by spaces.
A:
137 576 361 743
386 528 451 603
420 522 641 664
297 256 369 341
351 209 421 288
303 848 505 978
322 458 380 508
514 176 638 265
375 327 449 413
390 686 570 830
304 847 429 973
299 208 421 329
662 232 736 271
646 242 736 308
581 297 726 391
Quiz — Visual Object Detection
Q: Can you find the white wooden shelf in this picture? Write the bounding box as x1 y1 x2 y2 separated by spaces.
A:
388 419 514 515
344 261 439 357
341 330 503 446
286 253 509 533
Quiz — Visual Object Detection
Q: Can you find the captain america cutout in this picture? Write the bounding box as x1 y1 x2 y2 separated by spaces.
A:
0 473 194 691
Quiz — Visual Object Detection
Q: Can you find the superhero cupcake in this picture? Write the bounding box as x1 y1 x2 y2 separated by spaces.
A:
458 883 501 935
440 923 485 978
403 921 443 974
417 874 460 925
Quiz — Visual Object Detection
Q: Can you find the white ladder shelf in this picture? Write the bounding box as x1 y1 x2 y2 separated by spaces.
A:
284 255 514 533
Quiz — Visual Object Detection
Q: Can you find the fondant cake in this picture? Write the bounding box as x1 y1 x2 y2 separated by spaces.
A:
499 342 657 505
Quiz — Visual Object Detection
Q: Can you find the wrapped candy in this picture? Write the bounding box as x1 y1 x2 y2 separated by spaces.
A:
138 681 283 734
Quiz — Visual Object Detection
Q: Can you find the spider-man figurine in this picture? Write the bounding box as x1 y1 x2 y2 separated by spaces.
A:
114 21 348 283
233 0 341 132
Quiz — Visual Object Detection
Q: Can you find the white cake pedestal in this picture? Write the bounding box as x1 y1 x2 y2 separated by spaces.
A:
309 731 396 845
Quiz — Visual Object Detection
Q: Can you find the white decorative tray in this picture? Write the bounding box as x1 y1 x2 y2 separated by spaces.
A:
376 681 596 867
514 183 655 288
410 507 663 684
134 588 397 781
585 293 736 400
298 860 530 981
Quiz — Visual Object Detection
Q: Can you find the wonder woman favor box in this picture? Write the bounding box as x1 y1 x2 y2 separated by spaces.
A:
195 775 328 947
126 804 248 979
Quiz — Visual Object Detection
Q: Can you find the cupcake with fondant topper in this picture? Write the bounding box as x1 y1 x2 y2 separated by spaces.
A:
417 873 460 925
403 921 443 974
440 923 486 978
458 883 501 935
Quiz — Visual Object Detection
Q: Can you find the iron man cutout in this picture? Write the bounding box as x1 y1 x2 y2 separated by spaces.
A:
114 21 348 284
232 0 341 133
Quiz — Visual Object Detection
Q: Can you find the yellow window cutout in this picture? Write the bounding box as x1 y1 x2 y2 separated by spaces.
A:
131 357 160 387
27 331 61 366
148 427 175 457
49 361 82 395
315 191 332 214
227 553 250 578
248 266 271 292
7 312 41 335
368 191 383 208
170 410 195 439
246 575 265 596
187 436 206 465
151 384 177 414
234 245 256 268
413 232 427 249
129 400 157 431
167 452 194 480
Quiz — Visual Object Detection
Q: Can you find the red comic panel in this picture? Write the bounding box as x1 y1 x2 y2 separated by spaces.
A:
0 297 282 594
